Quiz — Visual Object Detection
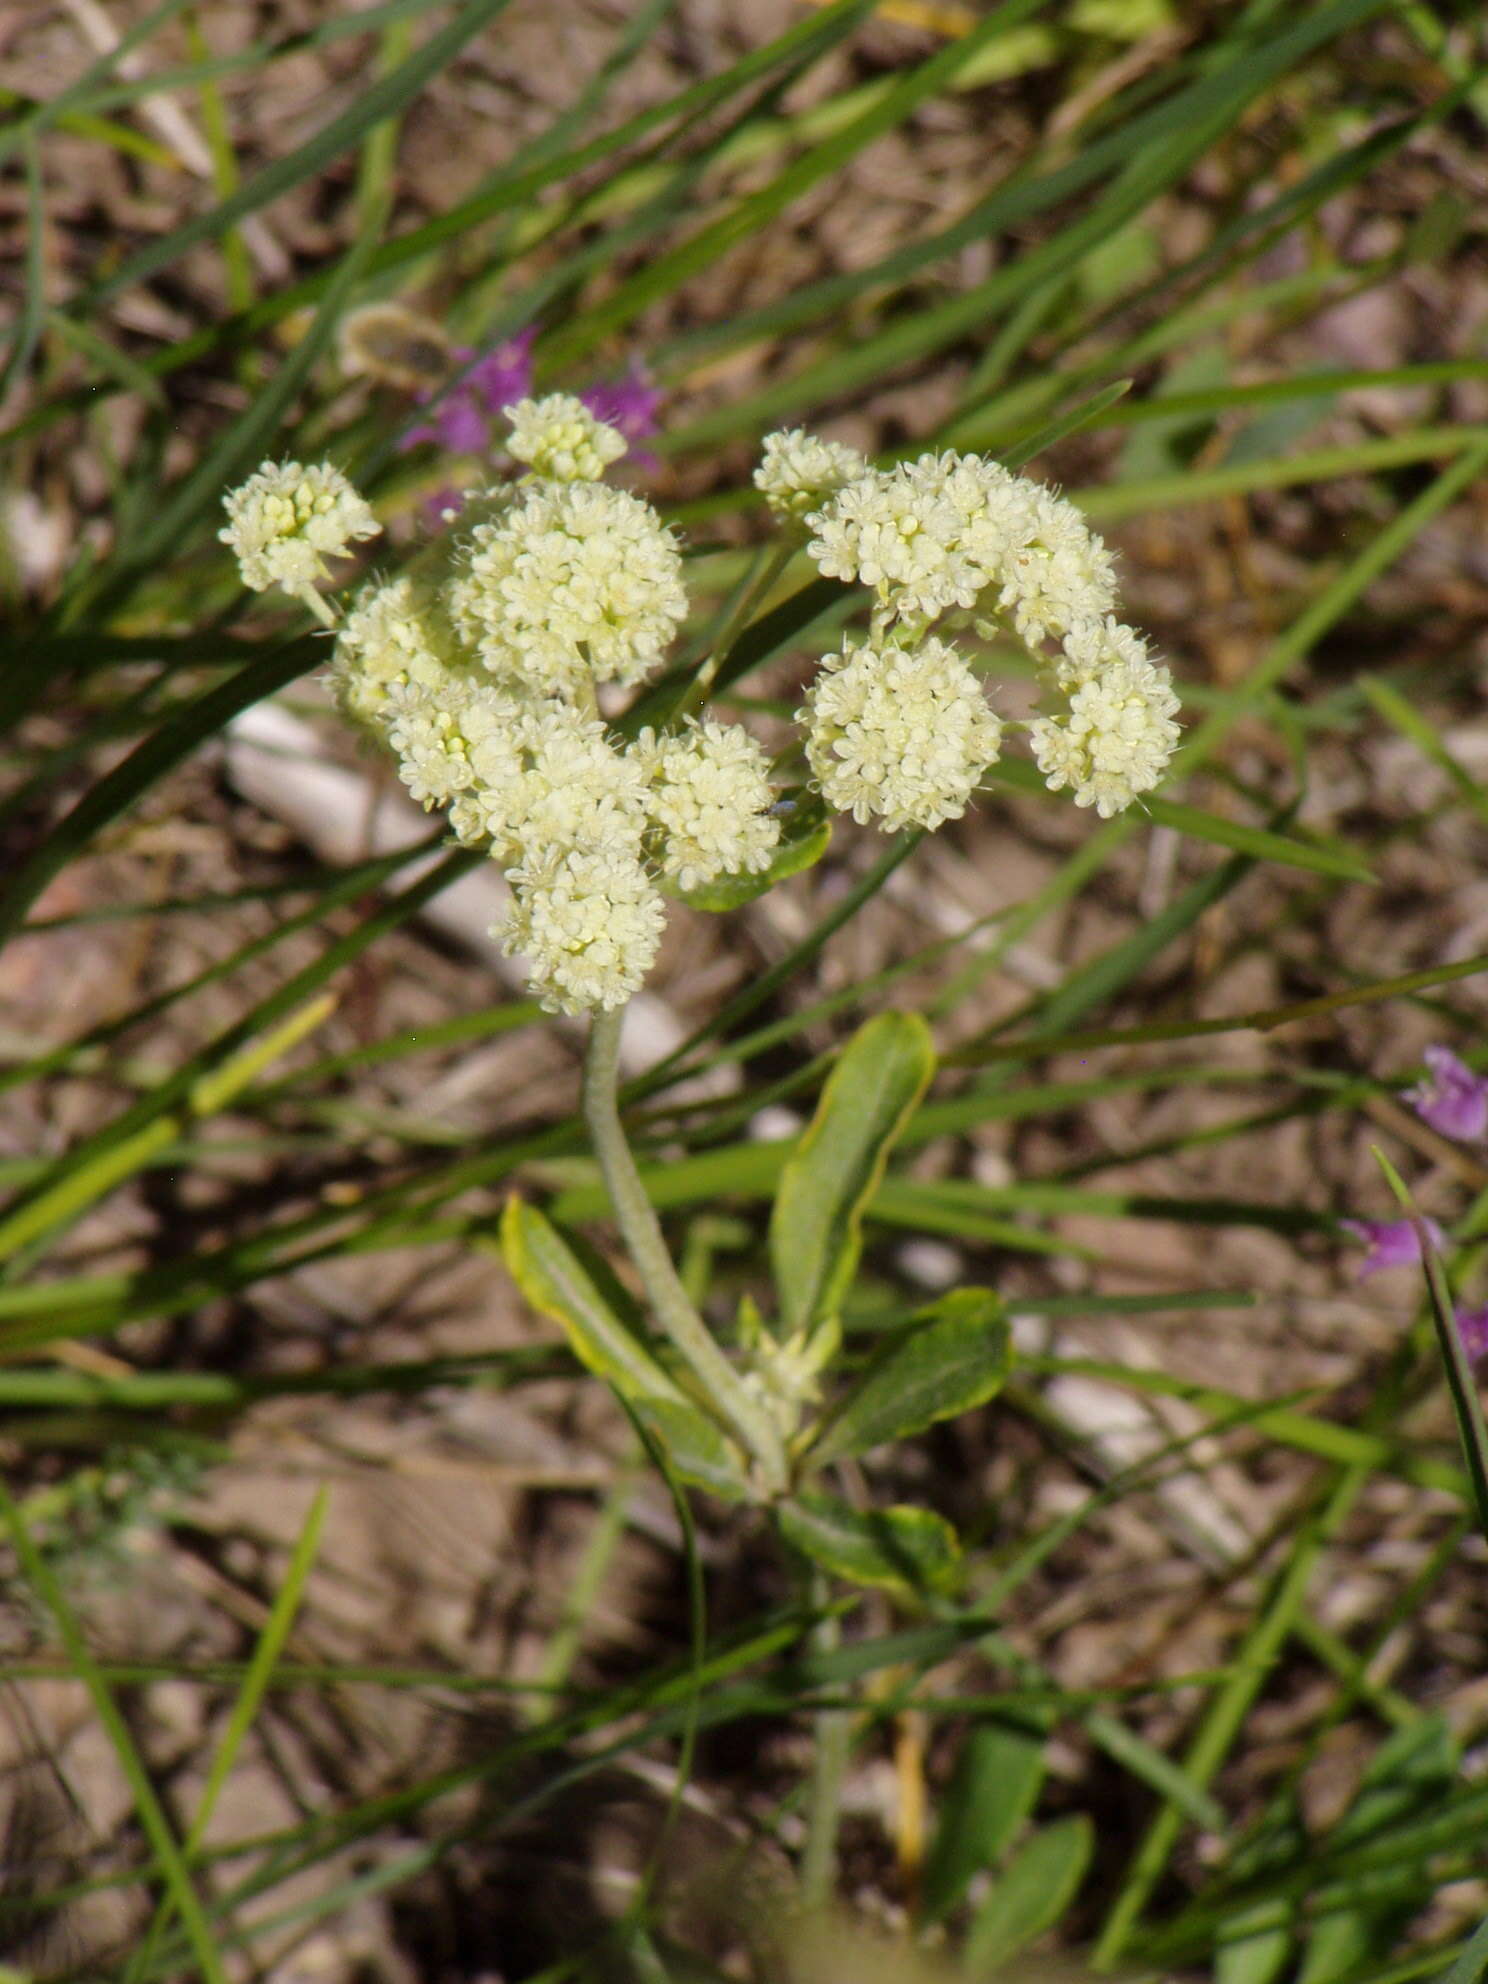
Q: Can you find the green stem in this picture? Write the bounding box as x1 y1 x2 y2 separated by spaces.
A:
583 1005 787 1492
800 1568 850 1909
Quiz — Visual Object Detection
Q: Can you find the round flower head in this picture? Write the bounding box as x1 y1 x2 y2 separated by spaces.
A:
504 392 628 483
755 429 868 526
220 460 379 597
995 483 1117 646
500 844 667 1015
330 572 465 731
1029 653 1180 818
457 702 649 865
632 718 781 891
383 674 527 812
448 480 686 694
1051 614 1153 693
808 463 983 624
800 633 1004 832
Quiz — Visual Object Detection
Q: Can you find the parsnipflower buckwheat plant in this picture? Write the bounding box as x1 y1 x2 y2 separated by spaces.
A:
221 408 1181 1514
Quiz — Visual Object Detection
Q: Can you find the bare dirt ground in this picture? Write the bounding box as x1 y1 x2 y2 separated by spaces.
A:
4 2 1488 1976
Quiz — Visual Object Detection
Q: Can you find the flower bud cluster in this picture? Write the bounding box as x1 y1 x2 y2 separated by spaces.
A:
783 437 1180 824
224 397 782 1016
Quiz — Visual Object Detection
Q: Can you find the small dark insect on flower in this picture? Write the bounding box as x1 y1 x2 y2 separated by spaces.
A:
338 301 454 392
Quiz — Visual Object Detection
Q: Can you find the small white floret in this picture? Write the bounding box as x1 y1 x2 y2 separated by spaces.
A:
330 573 465 731
499 844 667 1015
504 393 627 483
755 429 867 525
461 703 649 866
632 719 781 891
220 460 379 597
1029 654 1181 817
799 634 1003 833
447 480 686 694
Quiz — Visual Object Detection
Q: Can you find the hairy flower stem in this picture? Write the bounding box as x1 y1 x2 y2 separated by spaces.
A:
583 1006 788 1493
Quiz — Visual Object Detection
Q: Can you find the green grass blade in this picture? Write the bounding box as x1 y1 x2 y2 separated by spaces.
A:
0 1476 230 1984
70 0 514 316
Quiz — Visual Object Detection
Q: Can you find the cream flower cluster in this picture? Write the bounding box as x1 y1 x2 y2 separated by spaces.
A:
504 393 628 484
448 479 686 695
225 397 782 1016
801 635 1003 833
783 436 1179 822
754 428 867 525
220 461 379 597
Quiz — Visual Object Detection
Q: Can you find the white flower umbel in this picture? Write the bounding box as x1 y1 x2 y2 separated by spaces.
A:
500 844 667 1015
994 483 1117 646
1050 613 1154 692
505 393 628 483
1029 653 1181 817
331 573 465 731
460 703 649 865
632 719 781 892
807 462 981 624
801 633 1004 832
383 674 527 812
755 428 867 525
448 480 686 695
220 461 379 608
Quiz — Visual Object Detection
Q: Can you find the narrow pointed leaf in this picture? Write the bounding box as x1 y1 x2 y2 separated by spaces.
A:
811 1288 1011 1465
770 1011 935 1335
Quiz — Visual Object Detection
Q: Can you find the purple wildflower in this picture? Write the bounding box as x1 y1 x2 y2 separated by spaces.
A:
1405 1045 1488 1143
1342 1216 1448 1278
400 330 537 456
579 365 662 445
466 328 538 415
1455 1304 1488 1360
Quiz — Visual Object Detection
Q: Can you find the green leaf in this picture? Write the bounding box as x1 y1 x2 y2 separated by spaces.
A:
982 759 1373 883
631 1397 751 1503
776 1493 961 1597
811 1288 1011 1465
1296 1715 1457 1984
963 1816 1093 1975
497 1197 683 1406
920 1713 1050 1926
770 1011 935 1335
672 792 831 912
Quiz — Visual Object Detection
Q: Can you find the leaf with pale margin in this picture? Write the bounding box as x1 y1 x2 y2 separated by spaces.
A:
497 1197 682 1405
770 1011 934 1336
776 1492 960 1596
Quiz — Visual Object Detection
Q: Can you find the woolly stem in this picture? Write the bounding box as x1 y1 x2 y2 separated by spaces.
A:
583 1005 787 1493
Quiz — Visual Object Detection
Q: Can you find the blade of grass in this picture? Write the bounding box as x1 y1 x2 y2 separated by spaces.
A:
69 0 516 317
128 1487 329 1982
0 1474 230 1984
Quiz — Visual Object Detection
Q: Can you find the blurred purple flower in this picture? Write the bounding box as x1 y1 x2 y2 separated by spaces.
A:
421 485 468 530
401 329 537 455
466 328 538 414
1342 1216 1447 1278
1455 1303 1488 1361
1405 1045 1488 1143
579 364 662 444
